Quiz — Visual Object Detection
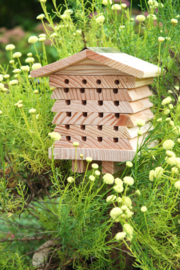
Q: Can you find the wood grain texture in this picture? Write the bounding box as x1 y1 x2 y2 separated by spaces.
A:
51 99 153 114
135 78 154 88
72 160 101 173
49 75 135 89
49 147 135 162
55 59 128 76
51 86 152 102
54 124 149 139
102 161 122 174
31 48 161 79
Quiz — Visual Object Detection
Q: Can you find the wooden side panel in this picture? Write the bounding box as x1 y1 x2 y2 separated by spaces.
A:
102 161 123 174
51 99 153 114
51 86 152 101
72 160 101 173
49 75 135 89
54 124 149 139
135 78 154 88
55 59 128 76
49 147 135 162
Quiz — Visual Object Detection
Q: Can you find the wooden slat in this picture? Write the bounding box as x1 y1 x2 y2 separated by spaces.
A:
54 124 149 139
72 160 101 173
102 161 123 174
51 86 152 101
49 75 135 89
49 147 135 162
52 111 152 130
51 99 153 114
135 77 154 88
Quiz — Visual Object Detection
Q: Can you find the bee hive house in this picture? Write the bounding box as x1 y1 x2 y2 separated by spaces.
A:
31 47 160 174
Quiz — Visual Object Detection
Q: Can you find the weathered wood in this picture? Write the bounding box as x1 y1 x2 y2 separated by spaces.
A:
54 124 149 139
52 99 153 114
51 86 152 101
49 75 135 89
31 48 161 79
49 147 135 162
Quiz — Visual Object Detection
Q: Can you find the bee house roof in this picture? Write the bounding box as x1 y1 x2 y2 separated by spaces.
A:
31 47 161 79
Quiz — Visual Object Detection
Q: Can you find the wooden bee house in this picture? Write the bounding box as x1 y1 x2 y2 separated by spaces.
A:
31 47 160 174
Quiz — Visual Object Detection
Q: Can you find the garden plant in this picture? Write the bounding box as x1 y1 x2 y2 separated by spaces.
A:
0 0 180 269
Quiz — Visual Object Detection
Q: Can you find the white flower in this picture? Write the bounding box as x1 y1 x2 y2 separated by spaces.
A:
0 111 2 115
123 224 133 240
136 15 146 22
135 190 141 195
165 117 171 122
95 170 100 176
161 97 172 105
28 36 38 44
168 90 173 93
111 4 121 10
21 66 30 72
149 170 155 181
122 196 132 209
9 80 18 85
102 0 112 5
67 177 75 183
163 140 174 150
135 119 145 127
141 206 147 212
34 90 39 94
39 34 46 38
0 75 3 81
76 30 82 34
113 185 124 193
103 173 114 184
29 108 37 114
126 161 133 168
39 37 46 42
115 232 126 241
37 14 45 20
158 37 165 43
32 63 42 70
106 195 117 203
147 14 157 20
166 151 175 157
154 167 164 178
169 104 173 109
86 157 93 163
115 178 123 185
13 69 21 74
51 33 58 38
73 142 79 147
92 163 99 169
18 104 23 108
64 9 73 15
5 44 15 51
110 207 122 220
171 19 178 26
174 181 180 190
27 53 32 56
13 52 22 58
9 60 14 64
116 197 122 203
25 57 35 63
121 3 127 9
3 74 10 79
48 132 61 141
171 167 178 174
123 176 134 186
0 83 4 89
89 175 95 181
96 15 105 23
138 130 143 136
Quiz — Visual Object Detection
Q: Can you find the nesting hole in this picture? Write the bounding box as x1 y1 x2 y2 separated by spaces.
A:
65 124 70 130
82 100 87 105
64 79 69 84
96 79 101 85
82 112 88 117
82 136 87 141
96 88 102 94
82 79 87 84
64 88 69 93
66 112 72 117
113 138 119 143
80 88 85 93
98 101 103 106
66 136 71 141
113 126 119 131
97 125 103 130
65 100 71 105
114 101 119 106
97 137 103 142
115 80 120 85
113 88 118 94
115 113 120 118
98 113 104 118
81 125 86 130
